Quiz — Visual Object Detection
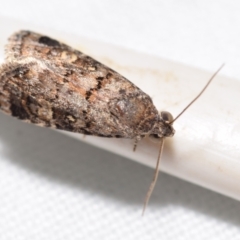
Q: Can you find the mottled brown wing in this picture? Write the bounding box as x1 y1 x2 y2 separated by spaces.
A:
0 30 158 138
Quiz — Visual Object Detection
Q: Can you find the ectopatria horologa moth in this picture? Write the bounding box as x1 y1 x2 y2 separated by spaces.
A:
0 30 224 215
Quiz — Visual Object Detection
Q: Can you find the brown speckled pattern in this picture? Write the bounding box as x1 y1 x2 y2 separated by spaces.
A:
0 30 175 140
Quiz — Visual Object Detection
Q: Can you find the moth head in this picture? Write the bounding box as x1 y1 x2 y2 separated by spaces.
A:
143 65 224 215
149 111 175 142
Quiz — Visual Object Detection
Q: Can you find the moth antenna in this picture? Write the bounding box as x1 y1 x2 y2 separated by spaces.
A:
142 138 165 216
170 64 225 124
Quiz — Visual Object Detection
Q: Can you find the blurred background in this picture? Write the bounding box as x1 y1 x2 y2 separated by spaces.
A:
0 1 240 239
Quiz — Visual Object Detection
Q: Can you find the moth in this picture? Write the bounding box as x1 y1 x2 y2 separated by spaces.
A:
0 31 223 215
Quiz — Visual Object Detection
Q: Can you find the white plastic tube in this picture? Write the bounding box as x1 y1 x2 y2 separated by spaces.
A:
0 16 239 201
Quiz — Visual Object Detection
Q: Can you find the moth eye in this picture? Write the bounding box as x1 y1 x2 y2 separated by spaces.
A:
160 111 173 124
149 134 162 143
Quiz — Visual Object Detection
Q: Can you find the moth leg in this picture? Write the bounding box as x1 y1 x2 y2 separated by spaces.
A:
133 136 142 152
